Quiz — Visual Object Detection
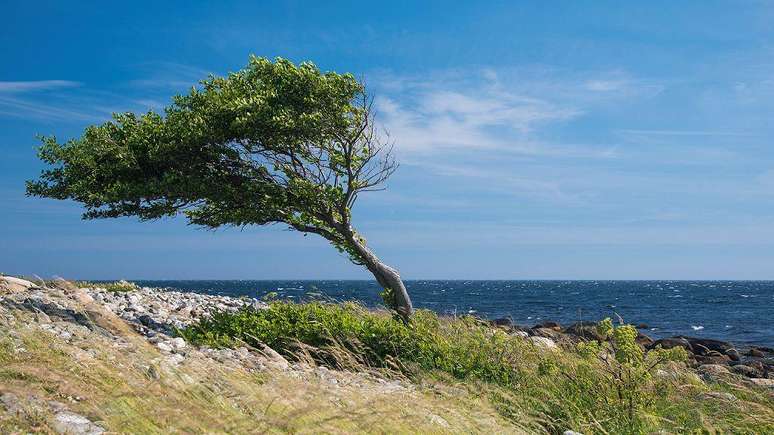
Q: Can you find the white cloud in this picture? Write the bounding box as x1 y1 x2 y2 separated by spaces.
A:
0 80 81 93
376 77 579 154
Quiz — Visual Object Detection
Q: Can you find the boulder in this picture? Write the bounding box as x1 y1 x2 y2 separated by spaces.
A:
563 322 605 341
528 336 558 351
649 337 693 353
694 354 730 365
530 327 560 339
53 411 105 435
491 317 513 328
679 337 734 354
732 364 763 378
725 348 741 361
746 347 766 358
533 321 562 331
749 378 774 389
0 276 39 292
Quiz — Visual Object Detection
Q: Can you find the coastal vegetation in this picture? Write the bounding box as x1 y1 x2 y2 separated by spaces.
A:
180 301 773 434
26 56 414 320
1 277 773 433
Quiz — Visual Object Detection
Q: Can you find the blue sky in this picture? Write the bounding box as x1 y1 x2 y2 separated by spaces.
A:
3 1 774 279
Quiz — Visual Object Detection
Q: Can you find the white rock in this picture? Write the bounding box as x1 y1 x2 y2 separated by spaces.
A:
53 411 104 435
750 378 774 389
156 342 173 352
0 276 38 292
171 337 186 350
529 336 558 350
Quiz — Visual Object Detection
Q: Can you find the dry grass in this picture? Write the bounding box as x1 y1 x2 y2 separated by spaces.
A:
0 307 521 434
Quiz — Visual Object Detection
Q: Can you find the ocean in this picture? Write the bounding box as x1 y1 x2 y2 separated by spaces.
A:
130 280 774 347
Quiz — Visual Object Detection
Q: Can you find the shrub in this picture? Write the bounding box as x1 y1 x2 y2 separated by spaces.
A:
90 280 139 293
180 303 771 434
180 301 527 385
574 318 688 432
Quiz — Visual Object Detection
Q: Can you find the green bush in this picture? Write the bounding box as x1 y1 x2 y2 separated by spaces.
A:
180 302 773 434
180 301 524 385
84 280 140 293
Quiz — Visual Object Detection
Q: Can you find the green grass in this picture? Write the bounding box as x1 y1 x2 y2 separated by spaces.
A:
77 280 139 292
181 301 774 434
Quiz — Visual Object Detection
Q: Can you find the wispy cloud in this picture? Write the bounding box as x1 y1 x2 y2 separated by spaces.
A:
0 80 81 93
373 67 655 157
618 129 756 137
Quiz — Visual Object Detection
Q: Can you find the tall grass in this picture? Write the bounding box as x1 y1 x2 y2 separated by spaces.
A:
181 301 774 434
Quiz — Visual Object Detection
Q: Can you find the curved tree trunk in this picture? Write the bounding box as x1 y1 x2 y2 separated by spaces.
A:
344 230 413 321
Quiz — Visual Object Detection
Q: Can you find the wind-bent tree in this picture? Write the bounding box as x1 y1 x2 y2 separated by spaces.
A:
27 56 414 319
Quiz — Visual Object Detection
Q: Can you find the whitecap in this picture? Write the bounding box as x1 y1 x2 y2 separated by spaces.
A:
691 325 704 331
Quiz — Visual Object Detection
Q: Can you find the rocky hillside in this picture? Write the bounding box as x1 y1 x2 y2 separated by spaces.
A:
0 276 517 434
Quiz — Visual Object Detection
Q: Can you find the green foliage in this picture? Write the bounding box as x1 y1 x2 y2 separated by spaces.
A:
575 318 689 432
181 301 524 385
102 280 139 293
378 287 397 311
181 304 766 434
26 56 397 269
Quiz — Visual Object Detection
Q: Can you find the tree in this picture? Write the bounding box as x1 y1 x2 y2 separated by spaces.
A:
26 56 414 320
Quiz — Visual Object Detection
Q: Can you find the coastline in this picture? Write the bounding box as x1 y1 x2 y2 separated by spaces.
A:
17 278 774 382
2 276 773 433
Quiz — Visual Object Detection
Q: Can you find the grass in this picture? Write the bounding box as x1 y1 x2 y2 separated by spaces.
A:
76 280 139 292
0 297 519 434
181 301 774 434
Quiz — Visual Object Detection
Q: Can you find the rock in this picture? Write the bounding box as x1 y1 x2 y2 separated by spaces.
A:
0 392 23 414
534 321 562 331
635 323 649 329
695 354 730 365
725 348 741 361
512 330 529 338
563 322 605 341
698 364 730 376
258 344 290 369
679 337 734 354
53 411 105 435
563 431 584 435
530 327 560 339
491 317 513 328
156 342 173 353
171 337 186 350
701 391 737 401
167 353 185 365
732 364 763 378
0 275 39 292
428 414 450 428
692 343 713 356
635 332 654 349
749 378 774 389
529 336 558 350
649 337 693 353
746 347 766 358
699 364 731 382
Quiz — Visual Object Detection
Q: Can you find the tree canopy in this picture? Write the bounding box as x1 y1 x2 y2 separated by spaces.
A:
27 56 414 318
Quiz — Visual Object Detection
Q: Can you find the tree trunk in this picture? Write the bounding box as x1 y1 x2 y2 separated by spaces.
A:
344 230 413 321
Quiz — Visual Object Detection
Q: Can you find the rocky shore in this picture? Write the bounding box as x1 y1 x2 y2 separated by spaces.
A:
491 317 774 387
0 276 418 434
1 275 773 433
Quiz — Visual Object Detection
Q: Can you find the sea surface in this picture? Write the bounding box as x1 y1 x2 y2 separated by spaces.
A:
131 280 774 347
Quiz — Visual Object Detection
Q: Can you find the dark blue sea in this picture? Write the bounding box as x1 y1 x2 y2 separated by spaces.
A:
131 280 774 347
